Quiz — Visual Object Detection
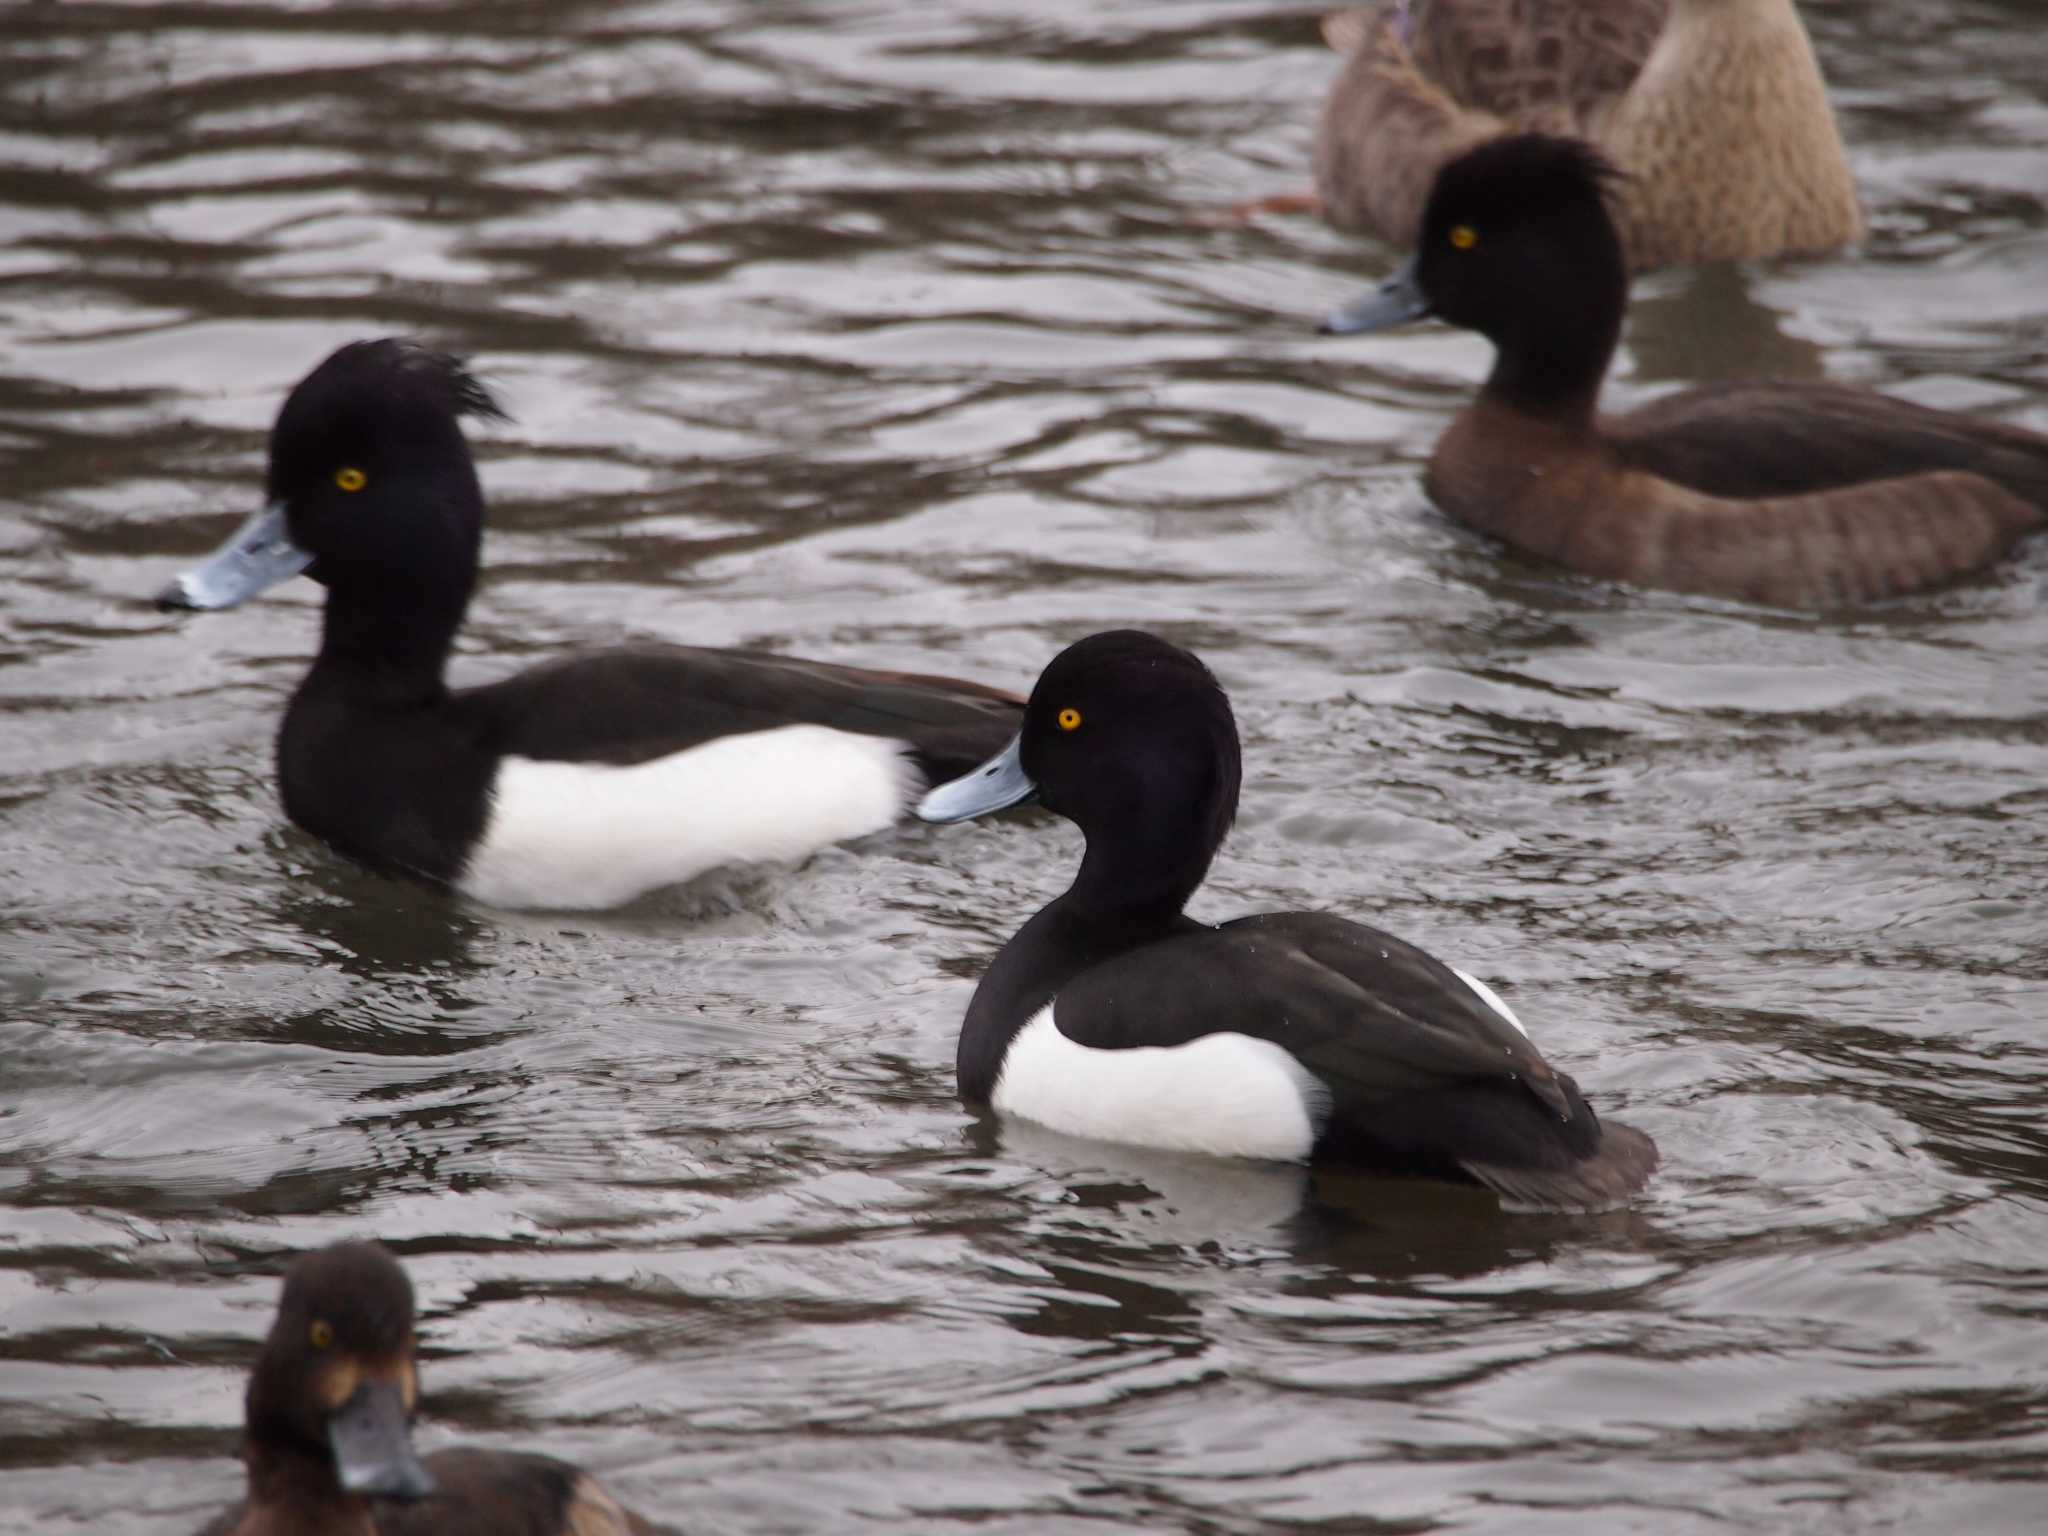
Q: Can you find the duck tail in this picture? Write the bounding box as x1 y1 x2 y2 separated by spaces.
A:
1460 1119 1659 1213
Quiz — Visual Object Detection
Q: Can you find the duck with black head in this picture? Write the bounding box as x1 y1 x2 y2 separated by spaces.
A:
1321 134 2048 607
195 1241 667 1536
156 339 1023 910
918 630 1657 1212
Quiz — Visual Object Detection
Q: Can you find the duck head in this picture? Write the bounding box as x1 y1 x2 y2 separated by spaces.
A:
242 1240 437 1502
157 339 505 621
920 629 1240 919
1322 134 1630 414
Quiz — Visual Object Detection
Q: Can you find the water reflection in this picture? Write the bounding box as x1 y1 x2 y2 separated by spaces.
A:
983 1114 1311 1243
262 832 491 985
977 1117 1649 1301
1627 261 1832 385
4 0 2048 1531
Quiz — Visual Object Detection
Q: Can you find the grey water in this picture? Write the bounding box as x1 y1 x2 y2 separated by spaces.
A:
2 1 2045 1530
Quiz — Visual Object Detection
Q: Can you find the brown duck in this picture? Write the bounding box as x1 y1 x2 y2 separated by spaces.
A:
194 1242 668 1536
1314 0 1863 271
1320 135 2048 608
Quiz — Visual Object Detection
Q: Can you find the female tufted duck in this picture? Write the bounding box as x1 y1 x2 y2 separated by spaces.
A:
194 1241 666 1536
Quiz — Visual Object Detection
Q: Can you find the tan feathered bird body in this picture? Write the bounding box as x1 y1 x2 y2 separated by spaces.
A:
1314 0 1861 270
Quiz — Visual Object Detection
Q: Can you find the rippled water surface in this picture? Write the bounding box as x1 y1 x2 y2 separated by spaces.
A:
4 2 2046 1530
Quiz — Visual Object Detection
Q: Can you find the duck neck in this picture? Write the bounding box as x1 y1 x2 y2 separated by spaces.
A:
1066 834 1212 934
1479 299 1620 427
243 1439 376 1536
308 578 469 707
955 823 1218 1104
304 466 484 706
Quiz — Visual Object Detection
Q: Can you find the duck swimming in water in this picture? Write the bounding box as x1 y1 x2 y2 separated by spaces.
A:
194 1241 667 1536
1321 134 2048 607
157 339 1022 909
920 629 1658 1211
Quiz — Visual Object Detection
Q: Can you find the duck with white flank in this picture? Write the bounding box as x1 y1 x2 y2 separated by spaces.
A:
919 630 1657 1211
158 339 1022 910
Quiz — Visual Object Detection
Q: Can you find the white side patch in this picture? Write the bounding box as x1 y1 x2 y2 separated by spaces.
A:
991 1004 1333 1163
458 725 919 910
1451 966 1530 1038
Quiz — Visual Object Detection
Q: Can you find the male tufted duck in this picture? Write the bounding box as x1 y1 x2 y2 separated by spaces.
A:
157 339 1022 909
919 630 1658 1211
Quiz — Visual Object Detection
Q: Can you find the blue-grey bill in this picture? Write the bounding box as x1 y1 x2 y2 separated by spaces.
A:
917 734 1037 823
155 500 312 610
328 1377 436 1501
1319 256 1430 335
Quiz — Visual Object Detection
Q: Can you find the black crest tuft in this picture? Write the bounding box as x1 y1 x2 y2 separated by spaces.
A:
267 338 507 509
1425 132 1624 231
328 337 509 424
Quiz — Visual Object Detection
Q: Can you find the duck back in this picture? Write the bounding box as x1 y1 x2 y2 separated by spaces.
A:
456 645 1023 781
1428 391 2048 607
1317 0 1665 243
1316 0 1859 269
1612 381 2048 506
1408 0 1665 122
1042 911 1659 1210
1601 0 1862 268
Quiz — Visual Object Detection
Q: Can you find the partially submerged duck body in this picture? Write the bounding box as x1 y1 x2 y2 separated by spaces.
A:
1315 0 1862 270
195 1242 665 1536
920 630 1657 1212
157 339 1021 910
1323 135 2048 607
1431 381 2048 607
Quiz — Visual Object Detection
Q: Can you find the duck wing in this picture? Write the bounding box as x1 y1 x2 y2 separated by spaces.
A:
454 644 1023 780
1614 381 2048 506
1052 912 1655 1206
1057 911 1565 1106
1603 384 2048 605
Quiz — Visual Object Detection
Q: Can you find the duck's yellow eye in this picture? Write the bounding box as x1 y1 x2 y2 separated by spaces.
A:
1056 707 1082 732
1448 225 1478 251
334 467 367 493
309 1319 334 1350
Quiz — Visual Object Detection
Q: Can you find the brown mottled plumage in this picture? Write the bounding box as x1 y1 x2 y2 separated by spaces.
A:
1321 136 2048 608
1315 0 1862 271
195 1243 669 1536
